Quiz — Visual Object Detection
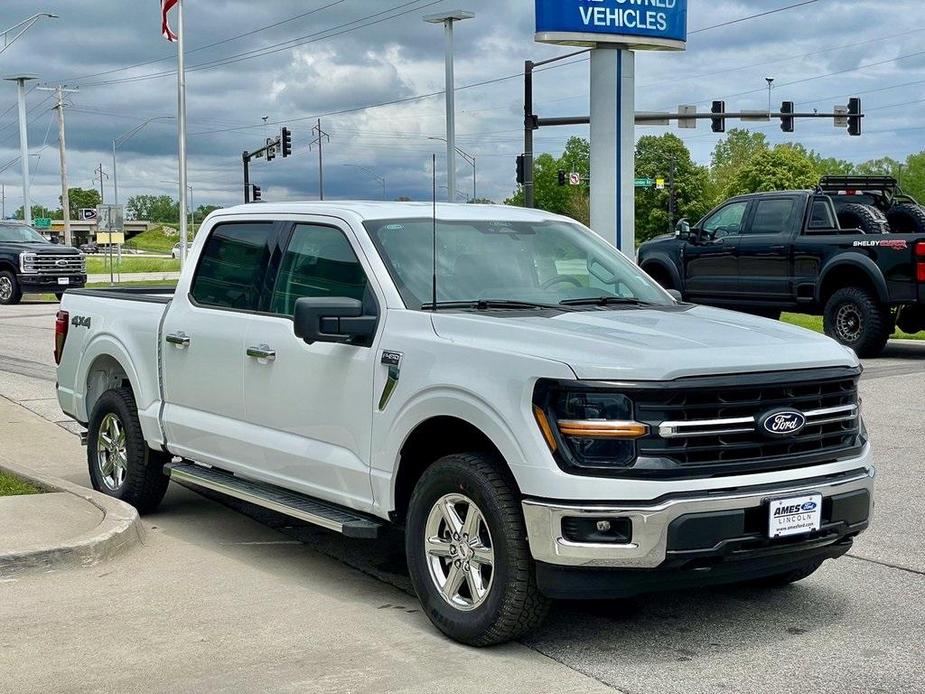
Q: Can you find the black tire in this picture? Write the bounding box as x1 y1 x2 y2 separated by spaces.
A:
886 203 925 235
823 286 891 357
405 453 549 646
744 560 823 588
0 270 22 305
87 387 170 514
836 203 889 234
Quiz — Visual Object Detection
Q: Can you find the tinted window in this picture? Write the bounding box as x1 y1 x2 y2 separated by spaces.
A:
748 198 798 235
702 202 748 239
808 200 836 229
270 224 369 316
190 223 274 311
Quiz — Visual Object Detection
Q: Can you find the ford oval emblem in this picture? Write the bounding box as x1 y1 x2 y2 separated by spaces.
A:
56 259 68 267
801 501 818 511
759 410 806 437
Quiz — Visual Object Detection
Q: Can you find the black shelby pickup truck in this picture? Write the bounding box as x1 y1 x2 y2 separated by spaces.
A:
637 189 925 357
0 222 86 305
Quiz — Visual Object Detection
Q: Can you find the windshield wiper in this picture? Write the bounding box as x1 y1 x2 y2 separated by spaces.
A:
559 296 656 307
423 299 557 311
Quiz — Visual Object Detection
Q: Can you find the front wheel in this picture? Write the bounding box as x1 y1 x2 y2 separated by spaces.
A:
405 453 549 646
823 287 892 358
87 388 170 513
0 270 22 305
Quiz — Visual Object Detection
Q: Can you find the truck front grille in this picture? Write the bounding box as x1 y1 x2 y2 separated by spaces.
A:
24 254 86 275
632 368 862 478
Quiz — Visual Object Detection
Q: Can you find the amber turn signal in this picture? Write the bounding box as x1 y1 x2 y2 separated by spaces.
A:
557 420 649 439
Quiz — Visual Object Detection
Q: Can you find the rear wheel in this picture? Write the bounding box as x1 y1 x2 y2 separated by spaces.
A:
823 286 892 357
87 388 170 513
405 453 549 646
836 203 889 234
886 203 925 234
0 270 22 305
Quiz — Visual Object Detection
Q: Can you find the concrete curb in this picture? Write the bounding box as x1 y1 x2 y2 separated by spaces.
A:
0 460 145 575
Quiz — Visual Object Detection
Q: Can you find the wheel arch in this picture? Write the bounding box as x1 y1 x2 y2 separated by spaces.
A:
640 255 682 291
816 255 888 306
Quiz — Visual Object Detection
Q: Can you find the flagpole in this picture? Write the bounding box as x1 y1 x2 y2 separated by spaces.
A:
176 0 188 268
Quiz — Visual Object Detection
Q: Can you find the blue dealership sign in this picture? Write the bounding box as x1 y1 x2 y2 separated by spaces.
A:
536 0 688 50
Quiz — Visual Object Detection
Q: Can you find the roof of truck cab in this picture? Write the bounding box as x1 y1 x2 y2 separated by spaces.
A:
212 201 572 223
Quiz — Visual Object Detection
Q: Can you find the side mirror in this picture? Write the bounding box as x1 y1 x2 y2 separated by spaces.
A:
675 219 690 238
293 297 377 346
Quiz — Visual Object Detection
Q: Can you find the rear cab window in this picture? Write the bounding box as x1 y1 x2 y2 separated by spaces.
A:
807 198 838 231
190 222 276 311
745 198 800 235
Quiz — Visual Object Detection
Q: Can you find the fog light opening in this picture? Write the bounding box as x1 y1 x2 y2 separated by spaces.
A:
562 516 633 544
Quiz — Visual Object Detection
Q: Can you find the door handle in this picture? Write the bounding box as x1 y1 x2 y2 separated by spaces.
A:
165 332 190 347
246 345 277 362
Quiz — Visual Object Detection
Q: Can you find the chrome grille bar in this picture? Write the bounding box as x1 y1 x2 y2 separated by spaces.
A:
658 404 858 439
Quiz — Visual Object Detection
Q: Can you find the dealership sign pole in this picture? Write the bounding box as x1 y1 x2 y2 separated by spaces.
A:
534 0 687 252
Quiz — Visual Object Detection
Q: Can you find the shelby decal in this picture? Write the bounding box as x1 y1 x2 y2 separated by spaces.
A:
71 315 91 329
853 239 909 250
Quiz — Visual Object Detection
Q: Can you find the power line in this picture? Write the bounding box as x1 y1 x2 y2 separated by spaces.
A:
688 0 825 34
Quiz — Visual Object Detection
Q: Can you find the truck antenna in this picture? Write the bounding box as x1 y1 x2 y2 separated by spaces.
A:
431 153 437 311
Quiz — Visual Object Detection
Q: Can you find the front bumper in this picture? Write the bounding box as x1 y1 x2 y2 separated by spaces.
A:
522 465 873 572
18 274 87 291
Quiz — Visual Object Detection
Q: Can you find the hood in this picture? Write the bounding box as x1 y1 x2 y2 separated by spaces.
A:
432 305 858 381
0 241 77 253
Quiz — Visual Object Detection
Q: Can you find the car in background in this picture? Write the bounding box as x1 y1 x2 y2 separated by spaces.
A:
0 221 86 304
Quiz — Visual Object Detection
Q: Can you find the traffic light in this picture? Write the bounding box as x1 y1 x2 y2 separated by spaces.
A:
266 139 276 162
252 184 262 202
516 154 525 184
281 127 292 158
780 101 795 133
710 100 725 133
848 97 862 136
557 170 567 187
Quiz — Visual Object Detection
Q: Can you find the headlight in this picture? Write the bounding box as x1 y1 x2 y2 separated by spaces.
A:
533 380 648 472
19 252 37 273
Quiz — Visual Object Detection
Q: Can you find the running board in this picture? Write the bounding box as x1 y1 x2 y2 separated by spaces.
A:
165 462 383 539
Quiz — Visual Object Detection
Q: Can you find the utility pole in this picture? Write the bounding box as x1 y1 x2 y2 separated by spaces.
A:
1 184 5 218
310 119 330 200
38 84 77 246
93 163 109 204
4 74 37 225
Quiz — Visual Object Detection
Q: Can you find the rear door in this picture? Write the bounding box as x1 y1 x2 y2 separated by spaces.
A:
161 221 279 467
736 196 802 301
683 199 748 300
240 219 383 511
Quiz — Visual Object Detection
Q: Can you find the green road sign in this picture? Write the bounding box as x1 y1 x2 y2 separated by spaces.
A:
34 218 52 229
634 178 655 188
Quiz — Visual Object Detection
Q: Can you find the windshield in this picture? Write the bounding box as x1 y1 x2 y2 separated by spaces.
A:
0 223 49 244
364 218 672 309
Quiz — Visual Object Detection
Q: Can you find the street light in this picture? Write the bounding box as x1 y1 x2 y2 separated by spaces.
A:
428 136 476 201
1 13 58 56
113 116 174 207
3 74 38 225
424 9 474 204
342 164 386 200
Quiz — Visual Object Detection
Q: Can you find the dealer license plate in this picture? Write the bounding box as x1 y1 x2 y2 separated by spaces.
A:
57 277 70 285
768 494 822 539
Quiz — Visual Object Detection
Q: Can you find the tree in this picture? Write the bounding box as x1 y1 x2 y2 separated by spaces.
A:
60 187 101 219
506 137 589 219
724 145 819 197
855 157 902 177
194 204 222 221
897 151 925 202
127 194 179 223
14 204 54 221
709 128 769 204
635 133 710 243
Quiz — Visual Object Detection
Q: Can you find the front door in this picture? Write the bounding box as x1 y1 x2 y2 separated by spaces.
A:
683 200 748 301
242 221 383 512
161 221 277 468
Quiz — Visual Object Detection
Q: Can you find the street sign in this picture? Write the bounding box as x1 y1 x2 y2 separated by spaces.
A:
97 204 125 233
656 178 666 190
79 208 97 222
678 105 697 129
96 232 125 245
535 0 688 50
634 178 655 188
568 172 582 186
834 105 849 128
33 217 51 229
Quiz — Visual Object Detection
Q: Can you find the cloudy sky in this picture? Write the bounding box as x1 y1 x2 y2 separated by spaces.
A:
1 0 923 213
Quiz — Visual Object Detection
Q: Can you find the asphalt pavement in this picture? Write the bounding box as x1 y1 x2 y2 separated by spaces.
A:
1 299 923 693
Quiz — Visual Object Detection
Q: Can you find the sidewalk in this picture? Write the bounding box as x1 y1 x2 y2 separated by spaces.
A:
0 397 611 693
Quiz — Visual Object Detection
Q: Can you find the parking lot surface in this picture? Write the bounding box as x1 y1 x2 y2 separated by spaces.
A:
1 300 922 693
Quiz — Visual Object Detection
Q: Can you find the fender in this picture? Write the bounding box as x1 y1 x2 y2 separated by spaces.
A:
816 253 889 304
640 253 683 291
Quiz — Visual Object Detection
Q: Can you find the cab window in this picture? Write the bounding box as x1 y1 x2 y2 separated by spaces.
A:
808 199 837 230
190 223 275 311
747 198 799 235
702 201 748 239
269 224 370 316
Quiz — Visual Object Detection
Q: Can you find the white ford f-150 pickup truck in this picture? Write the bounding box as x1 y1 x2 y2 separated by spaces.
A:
56 202 874 645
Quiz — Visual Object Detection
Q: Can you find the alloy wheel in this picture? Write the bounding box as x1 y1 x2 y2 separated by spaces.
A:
0 277 12 302
96 412 128 491
835 303 863 343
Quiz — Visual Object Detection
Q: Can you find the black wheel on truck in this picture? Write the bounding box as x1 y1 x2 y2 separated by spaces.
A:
823 286 892 358
87 387 170 514
405 453 550 646
744 559 824 589
836 203 890 234
886 203 925 234
0 270 22 305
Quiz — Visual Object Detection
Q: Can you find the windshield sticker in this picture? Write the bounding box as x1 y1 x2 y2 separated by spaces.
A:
853 239 908 250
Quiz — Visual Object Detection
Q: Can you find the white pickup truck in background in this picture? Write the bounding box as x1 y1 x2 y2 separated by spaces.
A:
55 202 874 645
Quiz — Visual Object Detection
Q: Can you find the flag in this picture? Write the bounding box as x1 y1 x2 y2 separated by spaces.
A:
161 0 178 42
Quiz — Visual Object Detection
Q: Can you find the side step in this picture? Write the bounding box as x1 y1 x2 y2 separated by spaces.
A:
165 462 384 539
